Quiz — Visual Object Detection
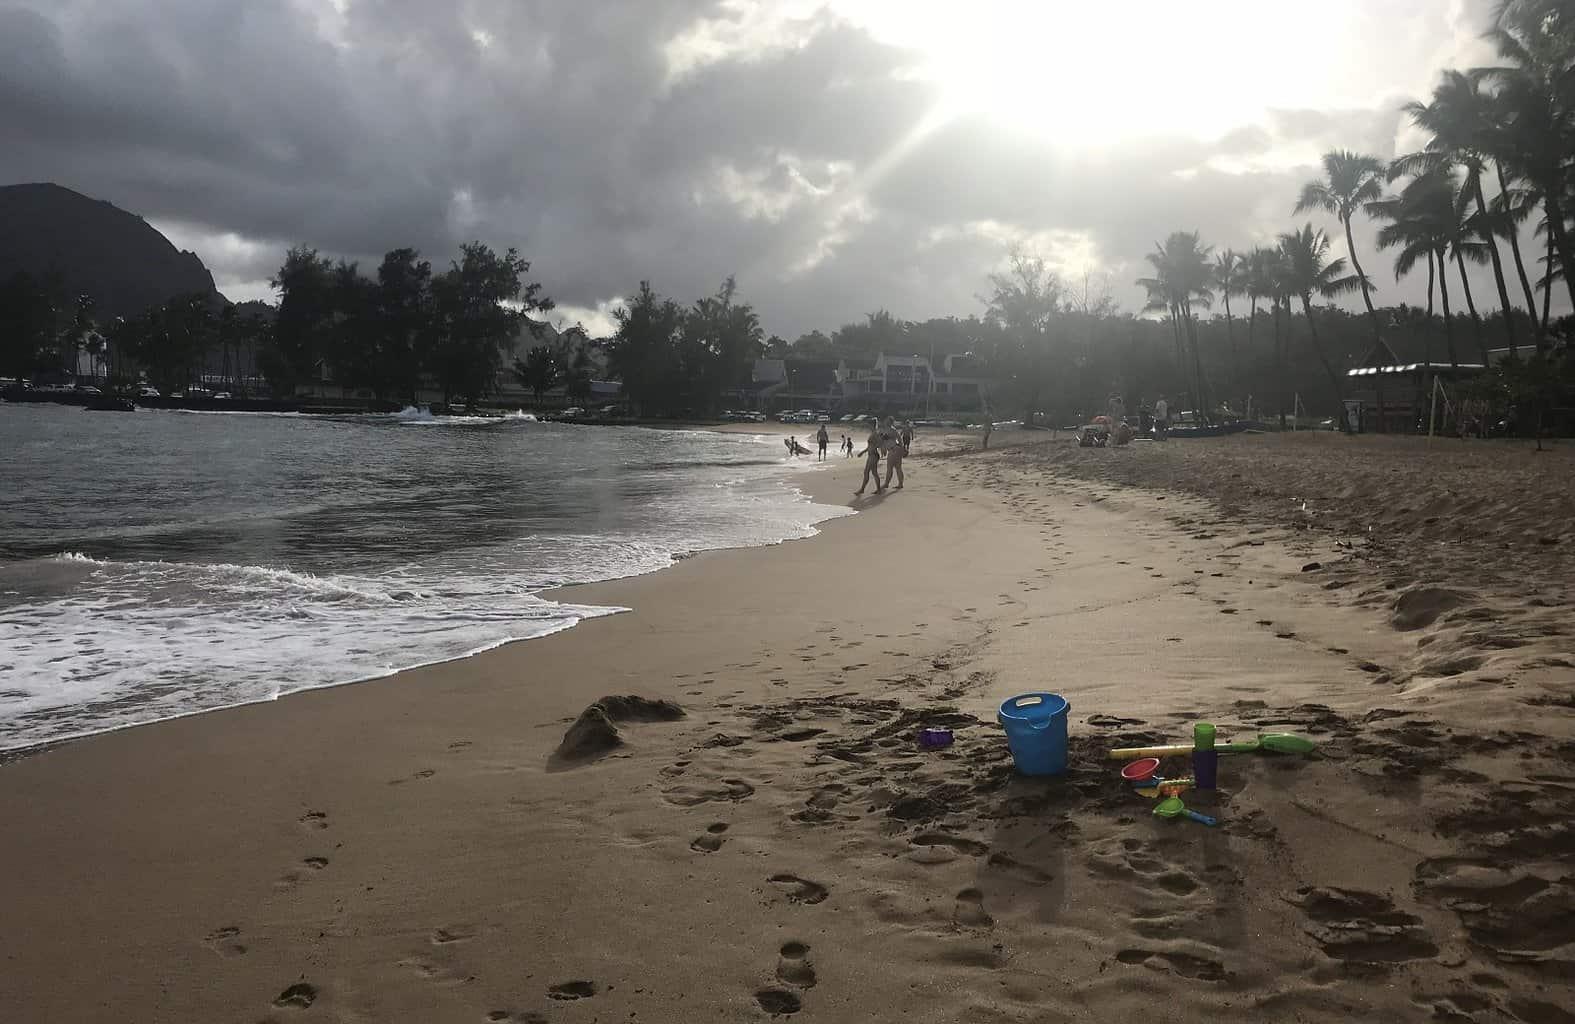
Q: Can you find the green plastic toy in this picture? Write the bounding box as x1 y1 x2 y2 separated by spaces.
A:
1153 797 1217 826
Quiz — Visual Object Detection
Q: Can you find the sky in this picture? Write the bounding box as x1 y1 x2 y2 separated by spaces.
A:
0 0 1540 339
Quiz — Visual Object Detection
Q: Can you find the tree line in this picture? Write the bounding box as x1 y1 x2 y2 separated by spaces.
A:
1136 0 1575 431
7 3 1572 431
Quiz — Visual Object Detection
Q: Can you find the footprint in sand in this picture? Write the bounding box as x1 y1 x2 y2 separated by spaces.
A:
754 989 802 1015
909 832 990 860
204 925 247 957
1115 949 1226 981
547 981 597 1001
691 823 729 852
768 874 829 905
1287 886 1438 964
775 942 817 987
430 925 476 945
398 957 471 987
662 779 755 807
486 1011 547 1023
273 982 318 1009
952 888 994 929
298 810 329 831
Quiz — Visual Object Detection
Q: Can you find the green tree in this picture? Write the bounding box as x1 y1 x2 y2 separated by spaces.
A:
790 329 835 360
113 293 217 393
563 346 594 405
1294 150 1388 348
984 249 1067 424
605 282 685 416
1398 72 1522 352
1371 172 1463 369
1480 2 1575 313
0 270 68 379
514 344 563 404
1212 249 1246 409
1278 225 1362 432
685 275 764 414
1137 232 1214 421
375 248 434 402
267 247 338 395
429 242 552 404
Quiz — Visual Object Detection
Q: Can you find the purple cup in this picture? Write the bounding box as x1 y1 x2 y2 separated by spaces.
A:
919 728 954 749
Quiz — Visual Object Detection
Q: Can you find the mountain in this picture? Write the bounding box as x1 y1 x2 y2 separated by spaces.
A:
0 183 227 319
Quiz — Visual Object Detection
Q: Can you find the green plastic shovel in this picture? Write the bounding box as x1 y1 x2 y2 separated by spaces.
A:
1222 733 1316 754
1109 733 1316 759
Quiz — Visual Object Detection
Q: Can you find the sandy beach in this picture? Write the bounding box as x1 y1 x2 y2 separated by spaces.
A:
3 432 1573 1023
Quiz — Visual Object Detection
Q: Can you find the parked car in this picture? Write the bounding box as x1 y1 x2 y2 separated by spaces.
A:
76 385 102 395
561 406 585 418
136 385 161 398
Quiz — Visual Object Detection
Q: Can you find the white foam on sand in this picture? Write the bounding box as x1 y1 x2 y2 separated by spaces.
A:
0 433 850 751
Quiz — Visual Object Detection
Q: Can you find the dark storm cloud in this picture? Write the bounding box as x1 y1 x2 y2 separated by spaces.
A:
0 0 1526 335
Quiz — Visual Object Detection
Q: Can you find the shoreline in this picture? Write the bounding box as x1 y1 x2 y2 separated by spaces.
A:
0 437 857 762
5 435 1570 1021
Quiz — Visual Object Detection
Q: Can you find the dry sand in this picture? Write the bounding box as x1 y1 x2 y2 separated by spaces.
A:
2 430 1573 1022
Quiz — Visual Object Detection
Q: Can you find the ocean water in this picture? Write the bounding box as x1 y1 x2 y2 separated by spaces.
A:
0 403 849 750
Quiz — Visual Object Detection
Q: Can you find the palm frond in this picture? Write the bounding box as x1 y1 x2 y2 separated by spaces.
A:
1317 272 1364 299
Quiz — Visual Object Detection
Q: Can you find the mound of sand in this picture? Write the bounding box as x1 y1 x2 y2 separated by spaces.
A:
1389 585 1470 631
550 695 686 768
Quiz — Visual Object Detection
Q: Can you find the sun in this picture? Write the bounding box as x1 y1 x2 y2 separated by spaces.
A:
828 0 1368 150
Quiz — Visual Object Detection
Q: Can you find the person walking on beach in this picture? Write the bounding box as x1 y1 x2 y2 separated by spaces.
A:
883 432 907 490
1153 395 1169 440
982 409 993 450
842 435 853 457
816 423 829 461
854 425 884 495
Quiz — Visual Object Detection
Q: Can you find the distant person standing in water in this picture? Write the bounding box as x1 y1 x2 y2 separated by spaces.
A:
1153 395 1169 440
843 435 853 457
816 423 829 461
982 412 993 450
855 425 885 495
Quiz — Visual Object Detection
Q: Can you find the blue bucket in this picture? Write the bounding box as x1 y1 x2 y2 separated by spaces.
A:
997 692 1070 776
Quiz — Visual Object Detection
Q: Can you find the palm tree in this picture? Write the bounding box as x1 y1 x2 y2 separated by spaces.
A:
1137 232 1215 421
1398 71 1522 352
1294 150 1387 347
1489 159 1545 350
1263 248 1294 428
1212 249 1246 412
1478 8 1575 314
1371 173 1460 369
1278 225 1362 432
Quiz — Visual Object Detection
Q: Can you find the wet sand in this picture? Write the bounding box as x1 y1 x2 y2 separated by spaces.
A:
2 431 1572 1022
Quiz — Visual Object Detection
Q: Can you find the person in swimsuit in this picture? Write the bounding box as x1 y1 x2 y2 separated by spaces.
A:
816 423 829 461
883 434 907 490
854 426 884 495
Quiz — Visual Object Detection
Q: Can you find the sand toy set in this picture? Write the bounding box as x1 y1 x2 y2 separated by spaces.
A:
994 692 1316 827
